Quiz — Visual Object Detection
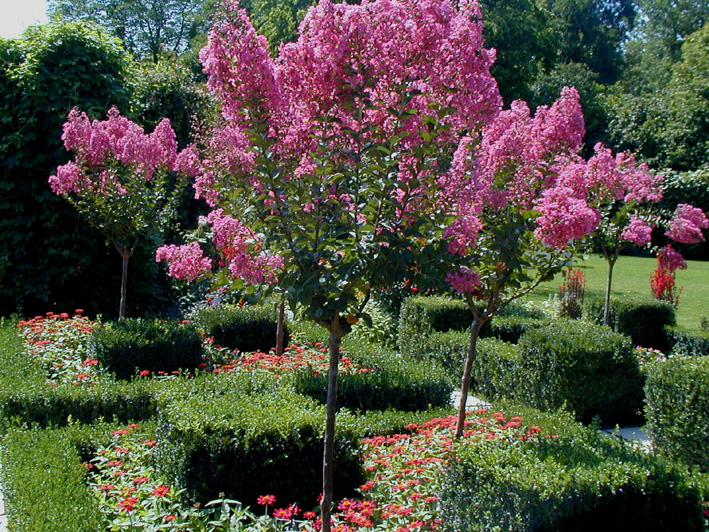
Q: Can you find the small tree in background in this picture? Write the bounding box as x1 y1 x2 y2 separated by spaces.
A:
50 107 200 318
156 0 502 528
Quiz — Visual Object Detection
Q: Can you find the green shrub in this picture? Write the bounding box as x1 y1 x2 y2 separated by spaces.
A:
292 337 453 411
645 356 709 471
398 296 470 358
667 327 709 357
515 320 644 423
90 318 204 379
480 315 546 344
441 405 703 532
192 305 287 353
0 423 117 532
0 323 158 426
155 388 364 508
586 297 676 351
471 338 522 400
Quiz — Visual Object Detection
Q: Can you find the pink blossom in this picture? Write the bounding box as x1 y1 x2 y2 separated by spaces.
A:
620 215 654 247
446 267 481 295
657 245 687 273
155 243 212 281
666 204 709 244
443 216 483 256
534 186 600 249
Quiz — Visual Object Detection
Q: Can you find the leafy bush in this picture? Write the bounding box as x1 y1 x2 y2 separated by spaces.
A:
398 296 470 358
155 387 364 508
515 320 644 423
480 315 546 344
0 322 158 426
586 296 676 351
0 423 115 532
667 327 709 357
192 304 286 353
292 337 453 411
471 338 522 400
90 318 204 379
645 356 709 471
441 405 704 532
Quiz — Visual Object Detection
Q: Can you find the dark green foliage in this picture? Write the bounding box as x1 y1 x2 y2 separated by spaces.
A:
481 315 546 344
397 296 471 358
586 296 676 351
155 388 364 508
90 319 204 379
293 337 453 411
0 23 140 318
645 356 709 471
193 305 287 353
471 338 522 400
515 320 644 422
441 405 703 532
0 423 116 532
667 327 709 357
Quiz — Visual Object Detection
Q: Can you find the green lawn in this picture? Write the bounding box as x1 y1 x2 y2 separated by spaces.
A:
527 254 709 333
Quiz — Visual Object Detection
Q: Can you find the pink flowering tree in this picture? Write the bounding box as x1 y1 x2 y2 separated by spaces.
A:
586 155 709 324
50 108 199 319
435 88 686 437
155 0 501 528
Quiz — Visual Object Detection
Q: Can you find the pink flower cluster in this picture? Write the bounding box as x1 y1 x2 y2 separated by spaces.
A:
50 107 199 196
156 211 283 286
657 245 687 273
446 267 481 296
620 215 654 247
155 243 212 281
666 204 709 244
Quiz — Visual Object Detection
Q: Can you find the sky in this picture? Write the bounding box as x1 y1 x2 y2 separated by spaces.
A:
0 0 49 39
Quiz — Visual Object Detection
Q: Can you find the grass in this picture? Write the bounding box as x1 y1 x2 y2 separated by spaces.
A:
527 254 709 333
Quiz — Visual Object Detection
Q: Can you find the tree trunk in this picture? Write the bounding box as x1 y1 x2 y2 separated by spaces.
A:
321 313 343 532
455 317 485 438
603 258 616 327
119 250 130 320
276 299 286 356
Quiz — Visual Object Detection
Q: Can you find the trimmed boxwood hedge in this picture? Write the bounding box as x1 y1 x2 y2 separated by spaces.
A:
667 327 709 357
0 423 116 532
192 304 287 353
645 356 709 471
514 320 644 423
292 337 453 411
441 404 704 532
586 297 676 351
90 318 204 379
471 337 521 400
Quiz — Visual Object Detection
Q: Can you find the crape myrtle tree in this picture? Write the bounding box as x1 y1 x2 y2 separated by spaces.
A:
156 0 502 528
436 87 682 437
586 155 708 325
49 108 200 319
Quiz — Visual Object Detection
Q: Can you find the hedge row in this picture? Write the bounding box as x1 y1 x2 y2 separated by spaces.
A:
0 423 114 532
441 404 704 532
645 356 709 471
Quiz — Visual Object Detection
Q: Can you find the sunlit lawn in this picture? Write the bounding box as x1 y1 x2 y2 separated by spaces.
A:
527 254 709 333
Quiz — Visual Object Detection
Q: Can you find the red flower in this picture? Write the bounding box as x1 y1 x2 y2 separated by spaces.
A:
152 484 170 497
117 496 138 512
133 476 150 485
257 494 276 506
139 369 151 376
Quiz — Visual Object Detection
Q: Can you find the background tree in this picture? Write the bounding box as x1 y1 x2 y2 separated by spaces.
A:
50 108 199 319
48 0 216 62
0 22 132 317
157 0 502 528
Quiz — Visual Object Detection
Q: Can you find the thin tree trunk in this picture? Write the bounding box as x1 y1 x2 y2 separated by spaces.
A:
276 299 286 356
321 313 342 532
455 317 485 438
604 258 616 327
119 250 130 320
